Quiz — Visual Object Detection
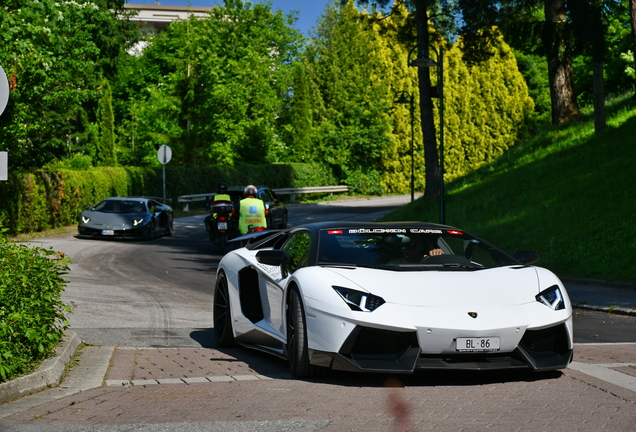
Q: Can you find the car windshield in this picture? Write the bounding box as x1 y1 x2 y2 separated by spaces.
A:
92 200 147 214
317 227 519 270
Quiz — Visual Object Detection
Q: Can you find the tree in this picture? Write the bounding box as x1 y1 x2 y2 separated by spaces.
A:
299 2 393 194
96 79 116 166
543 0 583 124
569 0 608 132
350 0 453 200
0 0 139 168
307 1 533 195
279 61 317 163
120 0 304 167
460 0 583 126
631 0 636 98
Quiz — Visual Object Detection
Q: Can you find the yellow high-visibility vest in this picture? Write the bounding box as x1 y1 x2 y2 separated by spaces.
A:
238 197 266 235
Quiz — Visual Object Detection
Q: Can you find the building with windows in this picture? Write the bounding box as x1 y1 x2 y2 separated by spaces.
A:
124 4 213 36
123 4 213 54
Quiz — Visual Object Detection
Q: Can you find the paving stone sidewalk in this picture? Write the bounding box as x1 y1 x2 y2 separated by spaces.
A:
0 344 634 431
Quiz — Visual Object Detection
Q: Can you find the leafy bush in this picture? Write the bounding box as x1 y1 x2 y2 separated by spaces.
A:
0 230 71 382
43 154 94 171
0 163 336 236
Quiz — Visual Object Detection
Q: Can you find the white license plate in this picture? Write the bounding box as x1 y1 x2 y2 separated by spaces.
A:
456 337 500 352
217 222 228 230
101 230 115 236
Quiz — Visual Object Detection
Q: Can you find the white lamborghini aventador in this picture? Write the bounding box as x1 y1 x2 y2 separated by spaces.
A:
213 222 573 378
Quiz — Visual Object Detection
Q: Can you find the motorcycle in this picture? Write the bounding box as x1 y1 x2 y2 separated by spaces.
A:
204 200 235 253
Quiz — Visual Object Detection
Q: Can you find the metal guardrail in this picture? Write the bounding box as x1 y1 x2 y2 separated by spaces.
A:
177 193 215 212
177 186 349 211
273 185 349 202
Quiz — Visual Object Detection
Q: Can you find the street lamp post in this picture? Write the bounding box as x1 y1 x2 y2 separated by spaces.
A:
409 45 445 224
395 91 415 202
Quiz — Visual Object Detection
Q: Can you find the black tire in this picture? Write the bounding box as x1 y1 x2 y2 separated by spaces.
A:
287 288 314 378
213 273 235 347
218 233 226 254
167 216 174 236
278 211 288 229
144 222 155 240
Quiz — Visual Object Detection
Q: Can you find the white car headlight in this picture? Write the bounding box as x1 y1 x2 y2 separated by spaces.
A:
536 285 565 310
81 215 90 224
333 286 385 312
133 218 145 226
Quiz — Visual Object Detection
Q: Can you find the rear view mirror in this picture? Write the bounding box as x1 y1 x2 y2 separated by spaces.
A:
513 250 540 265
256 249 286 266
256 250 288 278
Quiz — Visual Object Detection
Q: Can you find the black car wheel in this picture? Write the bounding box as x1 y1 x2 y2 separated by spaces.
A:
213 273 235 347
144 222 155 240
279 211 288 229
287 288 315 378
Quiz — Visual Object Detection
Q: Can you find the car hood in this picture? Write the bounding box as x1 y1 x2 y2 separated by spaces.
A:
81 211 146 226
322 266 540 308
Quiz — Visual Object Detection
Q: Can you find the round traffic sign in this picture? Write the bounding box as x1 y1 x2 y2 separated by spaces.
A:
0 65 9 117
157 145 172 165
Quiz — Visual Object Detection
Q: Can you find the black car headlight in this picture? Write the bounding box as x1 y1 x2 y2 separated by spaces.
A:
333 286 385 312
81 215 90 224
536 285 565 310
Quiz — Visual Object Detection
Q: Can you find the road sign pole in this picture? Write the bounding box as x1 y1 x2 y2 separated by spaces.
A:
157 145 172 202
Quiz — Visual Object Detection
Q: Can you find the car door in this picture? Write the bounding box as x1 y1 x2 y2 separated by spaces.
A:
148 199 170 234
263 230 311 336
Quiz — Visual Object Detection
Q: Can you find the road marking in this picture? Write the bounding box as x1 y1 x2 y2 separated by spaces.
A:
105 374 287 386
575 342 636 346
569 361 636 393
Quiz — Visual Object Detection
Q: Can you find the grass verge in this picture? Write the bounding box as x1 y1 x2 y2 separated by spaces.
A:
379 94 636 283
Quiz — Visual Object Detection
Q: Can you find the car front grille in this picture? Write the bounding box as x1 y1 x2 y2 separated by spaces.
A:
519 323 570 357
340 326 419 358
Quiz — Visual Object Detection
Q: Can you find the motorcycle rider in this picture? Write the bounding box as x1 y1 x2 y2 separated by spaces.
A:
212 182 231 206
235 185 267 235
205 182 233 240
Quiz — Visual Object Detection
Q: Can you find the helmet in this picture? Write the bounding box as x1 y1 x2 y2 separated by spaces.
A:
216 182 228 194
244 185 258 197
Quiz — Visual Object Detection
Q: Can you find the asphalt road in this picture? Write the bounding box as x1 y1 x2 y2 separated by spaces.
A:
24 196 636 349
26 196 412 348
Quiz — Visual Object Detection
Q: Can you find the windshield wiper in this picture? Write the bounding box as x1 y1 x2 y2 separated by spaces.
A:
319 262 358 269
395 262 481 270
319 263 392 270
441 263 482 269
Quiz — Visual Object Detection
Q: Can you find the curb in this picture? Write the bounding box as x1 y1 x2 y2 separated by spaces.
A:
573 304 636 317
563 277 636 290
0 331 81 404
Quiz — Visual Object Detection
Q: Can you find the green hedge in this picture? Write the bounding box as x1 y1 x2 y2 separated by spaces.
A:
0 163 336 235
0 235 71 382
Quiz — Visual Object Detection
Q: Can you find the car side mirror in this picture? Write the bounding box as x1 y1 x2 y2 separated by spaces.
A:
256 250 288 278
513 250 540 265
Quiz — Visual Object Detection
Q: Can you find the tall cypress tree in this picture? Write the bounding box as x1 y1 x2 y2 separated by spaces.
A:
96 79 116 166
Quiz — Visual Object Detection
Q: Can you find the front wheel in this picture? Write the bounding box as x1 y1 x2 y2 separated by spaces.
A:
218 233 227 254
287 288 315 378
213 273 235 347
144 222 155 240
